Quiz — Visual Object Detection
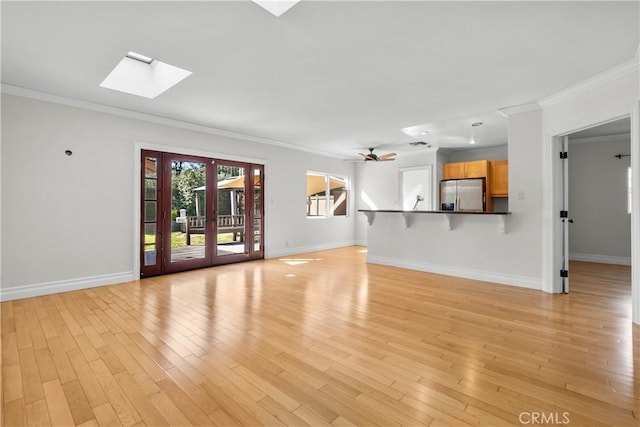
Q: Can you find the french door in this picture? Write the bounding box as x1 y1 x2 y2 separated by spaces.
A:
140 150 264 277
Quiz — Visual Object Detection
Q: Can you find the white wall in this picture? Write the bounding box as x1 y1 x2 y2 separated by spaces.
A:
354 150 438 244
358 111 544 288
539 62 639 324
1 94 356 299
568 137 631 264
365 212 540 289
436 149 449 189
3 65 638 323
445 145 508 163
542 70 639 137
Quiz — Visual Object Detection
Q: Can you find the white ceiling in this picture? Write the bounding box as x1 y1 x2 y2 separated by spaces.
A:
2 1 638 158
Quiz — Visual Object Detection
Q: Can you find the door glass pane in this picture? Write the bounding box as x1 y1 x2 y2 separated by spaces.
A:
145 179 157 200
217 164 246 256
144 245 157 266
171 160 206 263
144 201 156 222
144 223 156 242
145 157 157 178
253 168 262 252
142 154 159 270
144 223 157 265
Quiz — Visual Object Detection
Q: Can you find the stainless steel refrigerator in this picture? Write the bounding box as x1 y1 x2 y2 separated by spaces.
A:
440 178 486 211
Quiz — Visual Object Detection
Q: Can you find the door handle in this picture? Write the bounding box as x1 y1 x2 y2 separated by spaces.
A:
568 219 574 224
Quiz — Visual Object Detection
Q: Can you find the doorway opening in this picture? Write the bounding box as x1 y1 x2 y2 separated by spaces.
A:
140 150 264 277
558 118 631 294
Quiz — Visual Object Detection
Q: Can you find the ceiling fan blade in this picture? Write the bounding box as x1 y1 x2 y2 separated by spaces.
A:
378 153 397 160
359 153 375 160
378 157 395 161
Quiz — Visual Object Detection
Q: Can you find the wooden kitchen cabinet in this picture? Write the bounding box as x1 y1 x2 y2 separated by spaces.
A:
491 160 508 197
441 159 495 211
464 160 489 178
442 160 489 179
442 162 465 179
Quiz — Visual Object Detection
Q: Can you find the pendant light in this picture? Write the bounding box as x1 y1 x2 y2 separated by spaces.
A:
470 122 483 145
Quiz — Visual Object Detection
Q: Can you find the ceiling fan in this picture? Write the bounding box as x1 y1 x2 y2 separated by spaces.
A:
358 147 397 162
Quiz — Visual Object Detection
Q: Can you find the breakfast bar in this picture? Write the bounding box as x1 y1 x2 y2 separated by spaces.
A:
358 209 511 233
357 209 541 290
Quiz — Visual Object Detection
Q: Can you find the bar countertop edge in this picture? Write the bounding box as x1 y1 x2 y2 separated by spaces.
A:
357 209 511 215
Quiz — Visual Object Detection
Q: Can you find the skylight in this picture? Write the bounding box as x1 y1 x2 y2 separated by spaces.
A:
252 0 300 17
125 51 153 64
100 52 192 99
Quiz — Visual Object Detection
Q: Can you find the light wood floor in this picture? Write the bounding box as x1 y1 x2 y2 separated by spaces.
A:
2 247 638 426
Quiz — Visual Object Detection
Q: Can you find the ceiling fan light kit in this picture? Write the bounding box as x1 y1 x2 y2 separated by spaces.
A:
358 148 396 162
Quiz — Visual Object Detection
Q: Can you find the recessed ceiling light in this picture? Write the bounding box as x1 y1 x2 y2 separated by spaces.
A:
469 138 477 145
471 122 484 127
100 52 192 99
252 0 301 17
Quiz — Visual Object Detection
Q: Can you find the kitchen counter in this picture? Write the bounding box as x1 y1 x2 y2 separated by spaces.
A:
358 209 511 233
358 209 510 214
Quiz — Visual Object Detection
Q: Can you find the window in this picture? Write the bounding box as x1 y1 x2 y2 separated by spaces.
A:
398 166 433 210
306 172 348 217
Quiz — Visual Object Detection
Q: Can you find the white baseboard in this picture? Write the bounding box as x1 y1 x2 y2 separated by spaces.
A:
0 272 135 302
266 241 357 258
367 255 541 290
569 252 631 266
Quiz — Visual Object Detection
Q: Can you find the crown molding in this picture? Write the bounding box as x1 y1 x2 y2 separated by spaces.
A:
0 83 343 159
437 144 507 155
497 102 541 118
458 144 508 154
538 57 640 108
